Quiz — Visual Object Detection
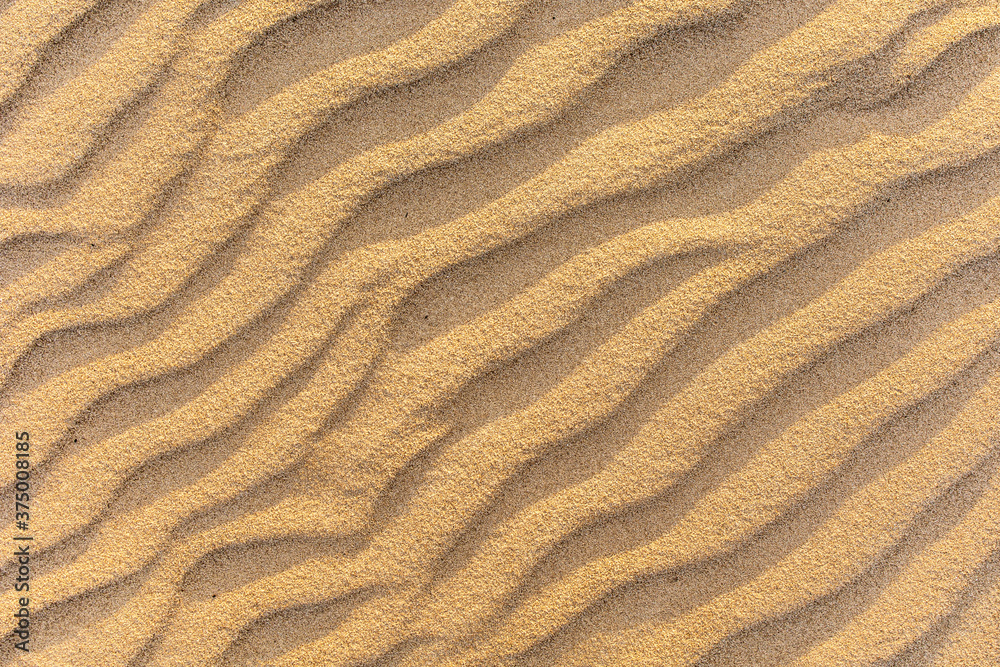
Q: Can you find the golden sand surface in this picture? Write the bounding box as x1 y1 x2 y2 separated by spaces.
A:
1 0 999 664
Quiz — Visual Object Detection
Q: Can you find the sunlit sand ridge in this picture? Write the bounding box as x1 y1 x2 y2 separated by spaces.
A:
1 0 998 665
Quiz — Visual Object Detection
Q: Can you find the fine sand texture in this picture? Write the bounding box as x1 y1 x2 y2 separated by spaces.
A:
1 0 1000 665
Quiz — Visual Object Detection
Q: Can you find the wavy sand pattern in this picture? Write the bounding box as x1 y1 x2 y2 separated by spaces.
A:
1 0 999 665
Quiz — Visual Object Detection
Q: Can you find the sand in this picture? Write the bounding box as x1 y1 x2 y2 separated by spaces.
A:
1 0 999 664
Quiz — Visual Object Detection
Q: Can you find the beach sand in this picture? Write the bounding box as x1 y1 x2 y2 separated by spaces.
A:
0 0 999 664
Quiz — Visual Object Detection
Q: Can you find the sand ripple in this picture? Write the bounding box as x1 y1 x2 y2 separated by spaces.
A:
1 0 999 664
